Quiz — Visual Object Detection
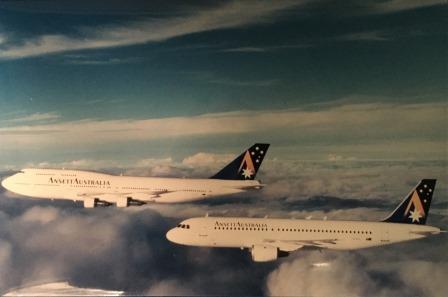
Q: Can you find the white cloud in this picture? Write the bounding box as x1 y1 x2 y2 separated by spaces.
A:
397 261 448 297
144 279 195 296
0 1 303 60
182 153 234 168
20 207 60 225
0 158 446 295
0 102 445 161
266 252 374 296
0 112 60 124
266 251 448 297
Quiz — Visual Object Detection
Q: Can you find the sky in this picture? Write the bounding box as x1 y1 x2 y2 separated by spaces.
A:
0 0 447 296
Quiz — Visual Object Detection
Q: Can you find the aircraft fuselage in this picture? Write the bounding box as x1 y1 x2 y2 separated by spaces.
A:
167 216 441 252
1 168 261 205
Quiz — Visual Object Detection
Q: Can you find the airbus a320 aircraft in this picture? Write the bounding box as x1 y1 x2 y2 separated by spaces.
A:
167 179 443 262
1 143 269 207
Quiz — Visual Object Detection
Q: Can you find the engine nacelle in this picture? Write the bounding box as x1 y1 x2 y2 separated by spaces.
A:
251 245 279 262
83 198 112 208
116 197 129 208
84 198 96 208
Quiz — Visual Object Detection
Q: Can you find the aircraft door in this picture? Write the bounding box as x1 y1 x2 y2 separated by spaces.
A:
381 227 390 243
197 224 210 245
199 224 208 238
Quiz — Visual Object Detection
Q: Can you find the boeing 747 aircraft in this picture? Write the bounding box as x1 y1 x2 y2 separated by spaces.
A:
1 143 269 207
166 179 443 262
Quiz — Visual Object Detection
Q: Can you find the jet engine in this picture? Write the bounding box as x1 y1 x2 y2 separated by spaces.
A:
250 245 289 262
83 198 112 208
115 197 146 207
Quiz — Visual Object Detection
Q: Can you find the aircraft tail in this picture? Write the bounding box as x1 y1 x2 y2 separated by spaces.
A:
210 143 270 180
382 179 436 225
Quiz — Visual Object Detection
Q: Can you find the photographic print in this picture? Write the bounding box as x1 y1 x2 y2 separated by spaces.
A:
0 1 446 296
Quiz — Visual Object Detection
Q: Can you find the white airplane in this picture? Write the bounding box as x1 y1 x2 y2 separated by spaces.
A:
166 179 444 262
3 281 124 296
1 143 269 207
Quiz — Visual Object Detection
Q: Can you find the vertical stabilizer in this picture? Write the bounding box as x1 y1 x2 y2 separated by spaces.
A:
382 179 436 225
210 143 269 180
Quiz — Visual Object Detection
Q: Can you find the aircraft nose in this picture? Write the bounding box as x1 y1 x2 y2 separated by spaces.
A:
166 228 179 244
1 176 11 190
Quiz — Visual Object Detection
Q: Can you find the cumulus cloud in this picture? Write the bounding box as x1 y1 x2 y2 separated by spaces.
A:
266 250 448 297
144 279 195 296
0 199 279 295
0 240 12 290
182 153 234 168
0 1 303 60
0 140 446 296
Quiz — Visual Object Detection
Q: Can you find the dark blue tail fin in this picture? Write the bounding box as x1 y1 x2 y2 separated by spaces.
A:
210 143 270 180
382 179 436 225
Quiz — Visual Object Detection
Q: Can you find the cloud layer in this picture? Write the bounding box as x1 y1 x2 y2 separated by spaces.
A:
0 1 301 60
0 145 447 295
0 102 445 165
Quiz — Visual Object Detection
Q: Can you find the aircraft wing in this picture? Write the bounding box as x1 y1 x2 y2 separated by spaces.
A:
77 188 208 206
263 238 338 252
77 192 155 207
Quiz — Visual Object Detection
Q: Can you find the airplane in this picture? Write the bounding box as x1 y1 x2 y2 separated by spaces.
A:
1 143 269 207
166 179 444 262
3 281 124 296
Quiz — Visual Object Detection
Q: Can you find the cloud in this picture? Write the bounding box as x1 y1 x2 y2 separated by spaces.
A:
222 46 267 53
0 240 12 290
266 250 448 297
0 1 303 60
144 279 195 296
0 102 445 163
337 31 390 42
371 0 445 14
182 153 234 168
0 112 60 124
221 43 312 53
63 56 143 65
0 152 446 295
208 78 279 87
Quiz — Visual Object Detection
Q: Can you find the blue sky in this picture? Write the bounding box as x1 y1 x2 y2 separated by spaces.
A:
0 0 446 168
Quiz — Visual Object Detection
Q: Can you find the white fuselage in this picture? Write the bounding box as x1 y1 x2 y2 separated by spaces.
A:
1 168 261 205
166 217 441 252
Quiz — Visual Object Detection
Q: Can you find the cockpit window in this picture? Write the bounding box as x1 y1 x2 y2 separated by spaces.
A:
177 224 190 229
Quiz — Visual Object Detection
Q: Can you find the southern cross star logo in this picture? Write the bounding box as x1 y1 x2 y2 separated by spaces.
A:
242 168 253 179
408 209 423 222
238 146 265 179
403 183 432 222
